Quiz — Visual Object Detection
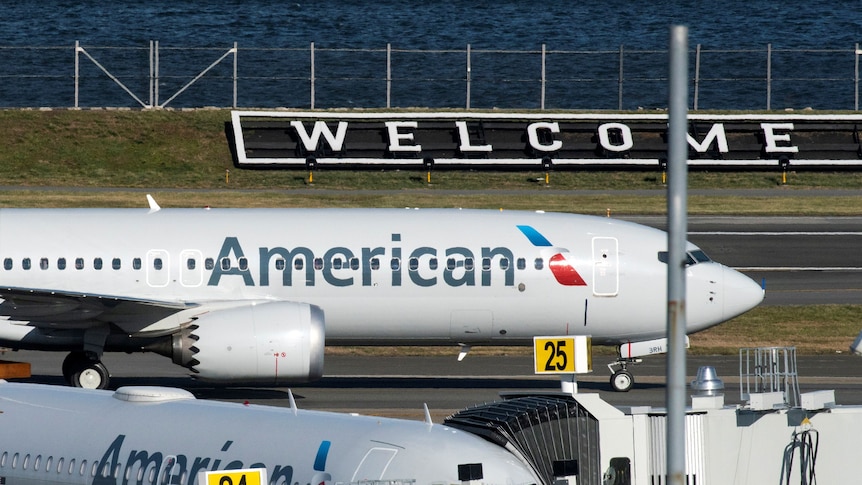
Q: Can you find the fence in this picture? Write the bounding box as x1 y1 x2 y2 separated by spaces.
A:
1 42 861 111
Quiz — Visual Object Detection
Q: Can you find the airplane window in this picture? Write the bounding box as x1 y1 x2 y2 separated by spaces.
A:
332 258 343 270
57 258 66 270
12 452 18 469
465 258 474 271
91 461 99 477
93 258 102 270
220 258 230 271
350 258 360 270
187 258 196 270
45 456 52 472
370 258 380 270
534 258 544 270
40 258 49 270
691 250 712 263
23 454 29 470
658 251 701 266
69 459 76 475
294 259 303 270
314 258 323 270
22 258 31 270
390 258 400 271
3 258 11 270
34 455 41 471
238 257 248 271
133 258 142 270
481 257 491 271
275 259 285 270
205 258 214 270
429 257 438 270
517 258 526 270
57 457 63 473
446 258 456 270
408 257 419 271
75 258 84 270
500 258 510 270
154 258 163 270
1 451 6 467
112 258 121 270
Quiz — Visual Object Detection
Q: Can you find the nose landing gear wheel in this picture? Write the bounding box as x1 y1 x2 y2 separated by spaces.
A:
610 369 634 392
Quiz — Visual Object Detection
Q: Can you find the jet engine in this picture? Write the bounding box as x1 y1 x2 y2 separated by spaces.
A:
168 301 325 385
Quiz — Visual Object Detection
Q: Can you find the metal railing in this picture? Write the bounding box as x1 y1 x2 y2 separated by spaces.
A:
0 42 860 110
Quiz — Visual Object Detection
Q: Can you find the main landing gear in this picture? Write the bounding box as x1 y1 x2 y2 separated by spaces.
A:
62 351 111 390
607 356 642 392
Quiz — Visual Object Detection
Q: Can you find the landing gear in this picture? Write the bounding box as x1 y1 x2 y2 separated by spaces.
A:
608 357 641 392
62 352 110 390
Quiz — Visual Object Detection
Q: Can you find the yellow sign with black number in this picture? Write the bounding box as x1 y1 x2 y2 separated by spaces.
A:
201 468 267 485
533 336 592 374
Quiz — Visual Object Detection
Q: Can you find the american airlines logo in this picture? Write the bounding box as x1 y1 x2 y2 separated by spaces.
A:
207 226 587 288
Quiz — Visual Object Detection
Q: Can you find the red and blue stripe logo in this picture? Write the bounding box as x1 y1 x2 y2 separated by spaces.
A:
517 225 587 286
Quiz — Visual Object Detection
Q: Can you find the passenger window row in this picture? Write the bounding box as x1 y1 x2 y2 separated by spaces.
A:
2 256 549 272
0 450 168 483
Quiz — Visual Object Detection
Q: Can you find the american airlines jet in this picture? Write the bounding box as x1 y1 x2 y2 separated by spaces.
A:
0 201 763 391
0 381 541 485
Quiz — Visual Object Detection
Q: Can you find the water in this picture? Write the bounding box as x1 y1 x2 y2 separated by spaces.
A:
1 1 861 109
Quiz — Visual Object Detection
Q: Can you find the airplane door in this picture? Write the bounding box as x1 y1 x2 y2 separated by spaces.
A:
179 249 203 287
352 448 398 482
592 237 619 296
146 249 170 287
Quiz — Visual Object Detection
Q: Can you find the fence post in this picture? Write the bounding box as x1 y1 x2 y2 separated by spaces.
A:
855 43 860 111
148 41 154 108
154 40 160 108
693 44 701 110
766 43 772 110
466 44 471 109
74 40 80 108
233 42 238 109
541 43 546 110
310 42 315 109
386 43 391 108
618 44 624 110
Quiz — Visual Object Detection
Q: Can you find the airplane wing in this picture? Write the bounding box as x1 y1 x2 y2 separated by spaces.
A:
0 286 197 334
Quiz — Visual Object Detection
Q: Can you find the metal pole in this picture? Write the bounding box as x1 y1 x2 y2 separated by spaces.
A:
766 43 772 110
74 41 79 108
386 43 391 109
148 40 153 108
618 45 624 110
855 43 860 111
466 44 471 109
693 44 701 110
310 42 315 109
541 44 546 110
666 25 689 485
233 42 238 109
154 40 159 108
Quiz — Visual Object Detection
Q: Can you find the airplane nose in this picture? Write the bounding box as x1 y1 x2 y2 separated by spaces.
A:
722 266 764 319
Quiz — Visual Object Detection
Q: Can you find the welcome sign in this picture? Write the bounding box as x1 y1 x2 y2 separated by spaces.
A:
228 111 862 169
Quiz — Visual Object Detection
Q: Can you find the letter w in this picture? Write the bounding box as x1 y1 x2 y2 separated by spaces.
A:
290 121 348 152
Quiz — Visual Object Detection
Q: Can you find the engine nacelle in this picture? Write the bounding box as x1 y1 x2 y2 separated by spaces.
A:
170 301 325 385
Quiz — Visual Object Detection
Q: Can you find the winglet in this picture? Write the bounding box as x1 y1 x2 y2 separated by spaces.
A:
423 403 433 427
287 388 298 415
146 194 161 214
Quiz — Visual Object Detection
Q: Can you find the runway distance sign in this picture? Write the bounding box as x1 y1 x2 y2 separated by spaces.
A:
200 468 267 485
228 111 862 170
533 336 592 374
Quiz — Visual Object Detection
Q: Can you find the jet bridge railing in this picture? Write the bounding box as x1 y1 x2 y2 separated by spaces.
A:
739 346 801 408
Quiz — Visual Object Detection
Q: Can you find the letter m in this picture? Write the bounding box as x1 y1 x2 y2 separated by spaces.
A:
687 123 729 154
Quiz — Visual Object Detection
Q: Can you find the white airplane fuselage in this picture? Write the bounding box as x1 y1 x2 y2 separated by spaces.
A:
0 208 763 386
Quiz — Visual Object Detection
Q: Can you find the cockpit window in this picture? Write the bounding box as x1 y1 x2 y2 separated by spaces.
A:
658 250 712 266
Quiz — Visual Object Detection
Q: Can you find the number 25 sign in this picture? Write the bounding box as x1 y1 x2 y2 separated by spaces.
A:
533 336 592 374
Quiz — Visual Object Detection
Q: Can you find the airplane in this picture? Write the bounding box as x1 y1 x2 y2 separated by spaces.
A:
0 380 541 485
0 201 764 392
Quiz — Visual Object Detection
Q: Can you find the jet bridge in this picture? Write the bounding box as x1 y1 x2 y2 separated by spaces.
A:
445 346 862 485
